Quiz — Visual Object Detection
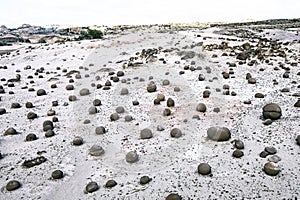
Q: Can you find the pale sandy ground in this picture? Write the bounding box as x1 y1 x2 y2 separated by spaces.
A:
0 26 299 199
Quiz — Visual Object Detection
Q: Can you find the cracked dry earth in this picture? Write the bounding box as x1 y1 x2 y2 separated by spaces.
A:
0 26 300 199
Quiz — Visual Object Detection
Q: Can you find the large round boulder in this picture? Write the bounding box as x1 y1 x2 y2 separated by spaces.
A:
263 103 282 120
207 127 231 141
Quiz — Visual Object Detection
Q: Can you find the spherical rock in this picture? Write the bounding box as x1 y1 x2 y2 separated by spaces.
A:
154 99 160 105
85 181 99 193
120 88 129 95
157 94 165 101
147 83 157 93
95 126 106 135
110 113 119 121
197 163 211 175
43 120 53 131
47 109 55 116
174 87 180 92
140 176 152 185
234 139 244 149
79 88 90 96
125 115 133 122
263 162 280 176
207 127 231 141
162 108 171 116
259 151 269 158
68 95 77 101
196 103 207 112
162 79 170 85
51 170 64 179
232 150 244 158
167 98 175 107
263 103 282 120
248 78 256 84
37 89 46 96
125 151 139 163
88 106 97 114
203 90 210 98
73 136 83 146
105 180 117 188
26 133 37 141
45 130 55 137
6 180 21 191
89 144 104 156
116 106 125 113
140 128 153 139
25 102 34 108
4 127 18 136
93 99 101 106
170 128 182 138
166 193 182 200
65 85 74 90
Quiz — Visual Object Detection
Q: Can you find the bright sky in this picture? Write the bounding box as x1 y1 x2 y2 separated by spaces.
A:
0 0 299 27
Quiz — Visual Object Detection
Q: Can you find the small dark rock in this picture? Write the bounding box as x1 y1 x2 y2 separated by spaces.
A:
196 103 207 112
140 128 153 139
86 181 99 193
27 112 38 120
166 193 182 200
125 151 139 163
93 99 101 106
95 126 106 135
207 127 231 141
79 88 90 96
4 127 18 136
147 83 157 93
37 89 46 96
26 133 37 141
110 113 119 121
105 180 117 188
263 103 282 120
263 162 280 176
22 156 47 168
140 176 152 185
6 180 21 191
265 146 277 155
234 139 244 149
52 170 64 179
197 163 211 175
167 98 175 107
170 128 182 138
232 150 244 158
73 136 83 146
45 130 55 137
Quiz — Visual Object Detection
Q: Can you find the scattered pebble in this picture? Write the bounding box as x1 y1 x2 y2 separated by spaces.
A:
85 181 99 193
170 128 182 138
140 128 153 139
263 162 280 176
51 170 64 179
207 127 231 141
125 151 139 163
6 180 21 191
197 163 211 175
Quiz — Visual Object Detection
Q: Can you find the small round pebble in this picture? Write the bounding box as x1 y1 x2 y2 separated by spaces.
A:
95 126 106 135
232 150 244 158
105 180 117 188
263 162 280 176
93 99 101 106
110 113 119 121
45 130 55 137
26 133 37 141
197 163 211 175
268 155 281 163
51 170 64 179
207 127 231 141
170 128 182 138
85 181 99 193
89 144 104 156
27 112 38 119
73 136 83 146
166 193 182 200
167 98 175 107
125 151 139 163
140 128 153 139
4 127 18 136
140 176 152 185
37 89 46 96
196 103 207 112
234 139 244 149
120 88 129 95
25 102 34 108
79 88 90 96
116 106 125 113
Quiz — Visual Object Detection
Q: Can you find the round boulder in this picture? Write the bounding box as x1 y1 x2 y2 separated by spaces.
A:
196 103 207 112
140 128 153 139
125 151 139 163
85 181 99 193
207 127 231 141
263 103 282 120
263 162 280 176
197 163 211 175
170 128 182 138
79 88 90 96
